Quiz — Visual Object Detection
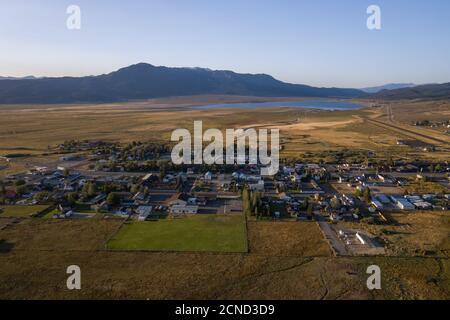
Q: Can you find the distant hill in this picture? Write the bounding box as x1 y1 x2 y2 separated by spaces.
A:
0 63 363 104
0 76 37 80
367 82 450 100
361 83 415 93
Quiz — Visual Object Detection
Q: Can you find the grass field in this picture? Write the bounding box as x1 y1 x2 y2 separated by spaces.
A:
247 221 332 257
0 96 449 299
0 217 448 299
340 211 450 258
1 96 449 173
106 214 248 253
0 205 49 218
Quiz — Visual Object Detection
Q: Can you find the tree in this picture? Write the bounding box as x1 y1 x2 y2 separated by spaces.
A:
175 176 182 191
0 180 5 204
107 192 120 207
15 184 26 196
14 179 26 187
251 192 262 216
363 188 372 203
330 197 341 210
242 187 251 217
83 182 97 197
34 191 50 202
302 197 310 210
64 168 70 177
65 192 78 205
130 184 139 194
307 203 314 218
159 162 167 181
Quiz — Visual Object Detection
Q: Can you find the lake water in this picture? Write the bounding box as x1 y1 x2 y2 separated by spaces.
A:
193 99 363 111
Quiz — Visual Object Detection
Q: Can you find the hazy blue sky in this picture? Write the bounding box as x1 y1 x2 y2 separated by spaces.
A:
1 0 449 87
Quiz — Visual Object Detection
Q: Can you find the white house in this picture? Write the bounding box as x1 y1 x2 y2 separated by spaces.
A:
249 180 264 192
394 197 415 210
170 205 199 215
136 206 153 221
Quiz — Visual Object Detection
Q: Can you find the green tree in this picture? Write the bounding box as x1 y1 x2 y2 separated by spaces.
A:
330 197 341 210
242 187 251 217
83 182 97 197
130 184 139 194
14 179 26 187
107 192 120 207
63 168 70 177
34 191 50 202
307 203 314 218
355 189 363 198
251 192 262 216
0 180 5 204
65 192 78 205
15 184 26 196
363 188 372 203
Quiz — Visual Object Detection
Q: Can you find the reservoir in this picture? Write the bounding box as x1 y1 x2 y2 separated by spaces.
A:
193 99 363 111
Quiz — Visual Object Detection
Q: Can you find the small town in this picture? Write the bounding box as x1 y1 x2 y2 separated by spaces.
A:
1 0 449 305
1 139 449 257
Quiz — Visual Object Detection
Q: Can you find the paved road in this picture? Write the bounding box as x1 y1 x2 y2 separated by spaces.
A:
367 117 450 146
316 217 348 256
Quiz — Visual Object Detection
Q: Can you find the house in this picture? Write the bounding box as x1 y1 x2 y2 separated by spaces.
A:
187 197 197 205
371 199 384 210
355 232 366 245
170 205 198 215
192 192 217 202
413 201 432 210
283 166 295 175
136 206 153 221
376 194 391 204
88 194 106 205
167 193 190 207
133 192 150 205
249 180 265 192
142 173 157 185
378 174 394 184
391 196 415 210
204 172 213 181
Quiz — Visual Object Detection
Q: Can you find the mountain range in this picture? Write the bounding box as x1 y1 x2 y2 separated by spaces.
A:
0 76 38 80
361 83 416 93
367 82 450 100
0 63 449 104
0 63 362 104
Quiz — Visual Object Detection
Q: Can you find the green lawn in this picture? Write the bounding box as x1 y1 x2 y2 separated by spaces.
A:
107 214 248 253
0 205 49 218
41 208 60 219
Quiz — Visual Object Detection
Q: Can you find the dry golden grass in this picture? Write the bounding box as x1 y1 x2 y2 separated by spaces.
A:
0 217 448 299
341 211 450 258
1 96 449 165
0 218 123 251
247 221 332 257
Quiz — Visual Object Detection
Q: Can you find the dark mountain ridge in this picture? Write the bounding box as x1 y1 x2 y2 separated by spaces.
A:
367 82 450 100
0 63 363 104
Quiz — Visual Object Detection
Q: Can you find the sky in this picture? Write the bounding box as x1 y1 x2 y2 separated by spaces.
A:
0 0 449 88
